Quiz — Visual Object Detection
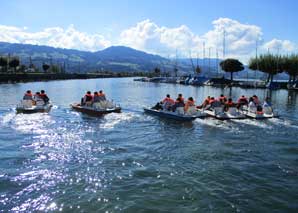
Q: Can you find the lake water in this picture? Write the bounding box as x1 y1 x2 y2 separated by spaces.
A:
0 78 298 212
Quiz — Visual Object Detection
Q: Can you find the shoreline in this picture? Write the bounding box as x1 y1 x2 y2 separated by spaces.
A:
0 73 142 84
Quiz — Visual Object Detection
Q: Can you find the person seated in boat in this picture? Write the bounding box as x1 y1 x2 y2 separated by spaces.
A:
172 97 185 113
39 90 49 104
98 90 106 102
197 96 210 109
218 94 227 105
184 97 196 114
177 94 184 103
33 92 45 105
81 91 93 106
152 102 163 110
252 95 260 106
237 95 248 109
205 97 221 110
248 97 257 112
224 98 235 111
162 94 175 111
23 90 33 101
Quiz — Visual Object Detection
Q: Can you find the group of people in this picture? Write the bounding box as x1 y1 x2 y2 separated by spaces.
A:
23 90 50 105
154 93 272 114
199 94 271 113
153 94 196 113
81 90 106 106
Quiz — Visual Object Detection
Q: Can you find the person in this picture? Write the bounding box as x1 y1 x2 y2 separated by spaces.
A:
152 102 163 110
248 97 256 112
93 92 101 103
33 92 45 105
237 95 248 109
98 90 106 101
205 97 221 110
252 95 260 105
224 98 235 111
39 90 49 103
184 97 195 112
23 90 33 101
81 91 93 106
199 96 211 108
172 97 185 112
162 94 175 110
178 94 184 103
219 94 227 105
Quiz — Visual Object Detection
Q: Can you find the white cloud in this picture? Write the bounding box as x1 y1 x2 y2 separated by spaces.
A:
0 24 111 51
262 39 295 53
0 19 296 63
119 18 266 62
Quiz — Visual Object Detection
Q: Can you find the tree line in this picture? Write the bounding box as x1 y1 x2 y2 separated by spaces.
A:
0 55 65 74
219 54 298 83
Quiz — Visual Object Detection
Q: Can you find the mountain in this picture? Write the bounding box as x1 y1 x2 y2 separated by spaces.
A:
0 42 171 73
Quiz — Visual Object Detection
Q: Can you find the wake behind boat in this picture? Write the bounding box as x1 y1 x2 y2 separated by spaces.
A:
199 107 246 120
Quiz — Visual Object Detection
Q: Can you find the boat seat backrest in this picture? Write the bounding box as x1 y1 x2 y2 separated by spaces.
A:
22 100 32 108
176 107 184 115
186 106 197 115
228 107 237 115
263 106 273 115
248 106 257 113
214 107 223 114
36 100 45 106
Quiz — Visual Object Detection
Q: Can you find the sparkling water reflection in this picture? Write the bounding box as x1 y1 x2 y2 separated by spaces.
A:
0 78 298 212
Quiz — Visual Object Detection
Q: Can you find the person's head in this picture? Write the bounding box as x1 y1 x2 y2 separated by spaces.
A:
207 96 210 99
253 95 257 98
249 97 254 102
188 97 193 101
36 92 40 95
211 97 215 100
94 91 98 95
176 97 181 102
178 94 182 98
166 94 170 98
241 95 245 98
87 91 91 95
228 98 232 102
41 90 45 94
99 90 103 94
265 96 270 102
220 94 224 97
26 90 31 94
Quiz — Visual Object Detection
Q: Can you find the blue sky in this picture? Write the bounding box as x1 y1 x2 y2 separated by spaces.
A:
0 0 297 62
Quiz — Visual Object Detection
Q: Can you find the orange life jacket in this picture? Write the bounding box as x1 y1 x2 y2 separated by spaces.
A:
99 93 105 97
226 101 234 107
184 100 195 111
24 93 32 97
238 97 248 103
219 96 227 102
163 97 175 105
209 99 215 104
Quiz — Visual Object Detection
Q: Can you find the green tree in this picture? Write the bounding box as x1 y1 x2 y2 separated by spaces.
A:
42 64 50 73
0 57 8 73
8 57 20 73
51 64 60 73
249 54 283 83
154 67 161 76
220 58 244 81
283 54 298 83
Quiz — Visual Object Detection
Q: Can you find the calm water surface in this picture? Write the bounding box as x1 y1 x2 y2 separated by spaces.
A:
0 78 298 212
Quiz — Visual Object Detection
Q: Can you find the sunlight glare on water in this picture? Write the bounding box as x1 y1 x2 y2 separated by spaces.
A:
0 78 298 212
